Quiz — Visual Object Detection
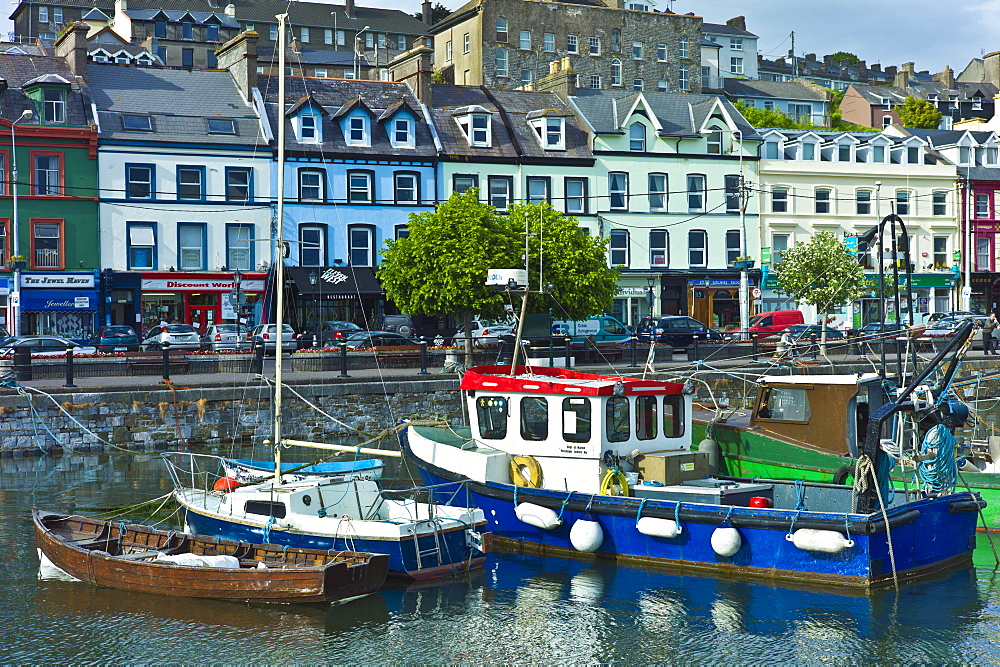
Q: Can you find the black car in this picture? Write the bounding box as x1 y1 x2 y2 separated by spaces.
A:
314 320 363 345
342 332 419 349
91 325 140 352
783 324 847 341
635 316 722 348
373 314 415 337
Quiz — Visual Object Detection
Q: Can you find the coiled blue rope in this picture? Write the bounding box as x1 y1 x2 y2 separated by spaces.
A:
917 424 957 495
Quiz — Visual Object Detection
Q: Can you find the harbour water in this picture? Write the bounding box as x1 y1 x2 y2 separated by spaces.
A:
3 451 1000 663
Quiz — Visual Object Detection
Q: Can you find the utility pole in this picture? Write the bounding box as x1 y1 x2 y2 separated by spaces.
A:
791 31 797 78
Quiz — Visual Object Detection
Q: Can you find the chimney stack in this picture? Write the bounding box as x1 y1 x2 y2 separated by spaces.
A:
422 0 432 25
345 0 355 19
933 65 955 89
535 57 576 100
725 16 746 32
216 30 259 102
54 22 89 80
388 36 433 106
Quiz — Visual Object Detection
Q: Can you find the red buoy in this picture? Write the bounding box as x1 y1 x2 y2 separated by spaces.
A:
213 476 239 492
749 496 772 508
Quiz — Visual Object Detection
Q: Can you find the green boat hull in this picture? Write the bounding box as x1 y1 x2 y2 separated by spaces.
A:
693 421 1000 531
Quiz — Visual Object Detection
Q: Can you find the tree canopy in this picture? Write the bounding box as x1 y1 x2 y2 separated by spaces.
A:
734 99 874 132
897 96 942 129
378 191 618 345
830 51 860 66
776 231 866 336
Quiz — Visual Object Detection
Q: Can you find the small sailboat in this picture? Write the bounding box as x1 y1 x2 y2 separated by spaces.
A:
33 509 389 604
222 457 384 485
404 319 985 588
166 14 485 580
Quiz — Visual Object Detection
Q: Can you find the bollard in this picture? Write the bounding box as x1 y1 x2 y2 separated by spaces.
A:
548 336 554 367
811 334 818 360
751 332 758 361
564 335 572 368
161 342 171 381
692 333 700 359
63 345 76 388
252 342 265 375
628 334 638 368
418 337 429 375
339 342 350 377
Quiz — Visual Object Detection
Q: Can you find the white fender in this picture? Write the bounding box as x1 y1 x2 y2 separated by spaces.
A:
785 528 855 554
636 516 682 539
711 526 742 557
569 518 604 553
514 502 562 530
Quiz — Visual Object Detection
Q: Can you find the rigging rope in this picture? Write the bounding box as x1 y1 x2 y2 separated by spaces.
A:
917 424 957 495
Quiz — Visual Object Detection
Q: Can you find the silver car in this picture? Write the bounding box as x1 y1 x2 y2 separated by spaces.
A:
141 324 201 350
200 324 249 351
249 323 297 353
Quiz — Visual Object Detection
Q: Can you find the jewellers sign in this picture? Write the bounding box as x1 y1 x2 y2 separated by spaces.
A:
21 273 95 288
141 278 266 291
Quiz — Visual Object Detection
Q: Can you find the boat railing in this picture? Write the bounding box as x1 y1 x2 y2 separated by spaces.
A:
380 479 476 521
161 452 230 504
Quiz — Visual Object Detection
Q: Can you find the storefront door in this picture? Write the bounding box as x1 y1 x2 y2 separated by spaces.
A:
186 306 215 333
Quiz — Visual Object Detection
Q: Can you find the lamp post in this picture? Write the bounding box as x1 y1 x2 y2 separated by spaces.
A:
308 269 318 338
231 268 243 325
645 274 656 315
10 109 33 337
354 25 370 79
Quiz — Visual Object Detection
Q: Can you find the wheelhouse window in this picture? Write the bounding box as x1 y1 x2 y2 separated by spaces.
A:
520 397 548 441
477 396 508 439
757 386 811 422
636 395 657 440
663 395 684 437
562 398 590 443
606 396 630 442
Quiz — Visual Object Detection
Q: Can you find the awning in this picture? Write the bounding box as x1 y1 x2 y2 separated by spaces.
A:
285 266 382 298
20 288 99 311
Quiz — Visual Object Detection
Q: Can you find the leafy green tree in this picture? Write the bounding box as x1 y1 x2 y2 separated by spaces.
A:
776 231 867 351
830 51 860 66
379 192 617 357
734 100 803 129
897 96 942 129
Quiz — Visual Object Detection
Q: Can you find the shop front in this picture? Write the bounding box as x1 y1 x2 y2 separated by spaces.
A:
139 272 266 336
18 272 100 342
688 277 755 330
285 267 383 334
853 273 956 327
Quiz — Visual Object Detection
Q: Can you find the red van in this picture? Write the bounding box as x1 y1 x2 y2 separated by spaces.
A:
723 310 804 341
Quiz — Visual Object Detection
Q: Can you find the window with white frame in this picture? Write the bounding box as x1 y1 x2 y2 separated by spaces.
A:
973 96 983 110
649 230 667 266
544 33 554 52
678 36 688 58
872 144 886 163
589 36 601 56
838 143 851 162
772 187 788 213
300 27 309 42
394 172 418 203
299 168 325 201
706 129 722 155
896 190 910 216
520 30 531 50
496 17 508 41
934 236 948 269
565 178 586 214
530 116 564 149
521 69 532 87
43 89 65 124
657 43 666 62
464 33 470 53
687 174 705 213
856 190 871 215
611 59 622 86
299 114 320 142
456 111 491 147
882 115 892 129
496 48 508 76
488 176 512 210
933 191 947 216
453 174 477 194
349 226 374 266
611 30 621 53
609 229 629 266
632 42 643 59
764 140 779 159
978 236 991 271
314 68 328 78
976 192 990 218
38 6 47 22
633 79 643 91
648 173 667 211
657 80 667 92
226 167 251 202
346 115 368 145
324 29 333 44
609 172 628 210
679 63 688 90
815 188 831 214
178 224 204 270
446 40 452 61
629 122 645 151
567 35 578 53
907 146 920 164
730 37 743 50
526 177 549 204
299 225 325 266
726 230 741 265
688 230 706 267
725 175 740 213
590 75 601 89
949 95 958 109
772 234 789 265
731 57 743 75
128 224 156 270
126 165 153 199
391 117 412 147
337 30 345 46
227 225 252 271
801 141 816 160
347 171 373 203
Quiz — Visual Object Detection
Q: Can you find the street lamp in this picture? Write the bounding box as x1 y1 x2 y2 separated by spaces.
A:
231 268 243 325
646 274 656 313
11 109 33 337
354 25 370 79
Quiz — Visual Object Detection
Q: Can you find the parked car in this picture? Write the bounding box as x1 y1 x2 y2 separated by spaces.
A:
314 321 363 345
926 311 981 324
924 316 988 337
635 316 722 348
452 318 515 347
0 336 96 357
856 322 907 339
783 324 847 341
723 309 804 341
342 332 420 350
373 314 415 337
140 324 201 350
200 324 249 351
249 323 297 353
91 326 140 352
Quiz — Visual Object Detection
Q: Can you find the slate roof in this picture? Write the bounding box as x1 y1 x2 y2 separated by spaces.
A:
849 84 910 105
570 89 759 140
762 127 953 164
87 64 264 145
702 22 756 38
908 81 999 101
722 78 826 102
13 0 431 36
257 75 437 158
426 84 592 162
967 167 1000 181
123 8 241 27
0 53 91 126
257 47 366 67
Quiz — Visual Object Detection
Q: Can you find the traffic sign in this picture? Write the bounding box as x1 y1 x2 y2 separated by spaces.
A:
752 288 762 299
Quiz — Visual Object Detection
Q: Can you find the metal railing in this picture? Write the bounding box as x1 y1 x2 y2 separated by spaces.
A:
34 248 60 268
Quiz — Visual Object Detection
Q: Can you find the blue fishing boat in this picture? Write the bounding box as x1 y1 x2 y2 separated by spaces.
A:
404 323 985 589
222 457 384 485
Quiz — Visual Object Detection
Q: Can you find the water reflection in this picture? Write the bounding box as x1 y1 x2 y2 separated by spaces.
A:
1 451 1000 663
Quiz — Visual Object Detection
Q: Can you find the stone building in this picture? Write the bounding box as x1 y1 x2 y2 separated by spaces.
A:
431 0 703 93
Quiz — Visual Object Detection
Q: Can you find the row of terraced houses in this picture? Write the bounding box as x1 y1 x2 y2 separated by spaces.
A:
0 24 996 341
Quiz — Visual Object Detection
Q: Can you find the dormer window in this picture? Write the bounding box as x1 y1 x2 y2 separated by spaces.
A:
43 89 65 123
706 129 722 155
455 108 492 148
973 96 983 110
871 144 886 163
838 143 851 162
391 117 413 148
801 141 816 160
629 122 645 151
347 116 368 145
298 114 320 142
907 145 920 164
528 115 564 150
880 97 890 106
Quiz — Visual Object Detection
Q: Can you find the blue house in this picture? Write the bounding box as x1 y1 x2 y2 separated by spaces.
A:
723 78 831 127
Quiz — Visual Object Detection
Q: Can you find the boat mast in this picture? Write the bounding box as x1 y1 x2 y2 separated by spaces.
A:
274 12 288 482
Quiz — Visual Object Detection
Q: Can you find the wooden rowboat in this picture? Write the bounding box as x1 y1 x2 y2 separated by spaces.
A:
33 509 389 604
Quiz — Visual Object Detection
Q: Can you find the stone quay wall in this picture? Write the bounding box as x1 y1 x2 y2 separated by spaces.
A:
0 379 463 456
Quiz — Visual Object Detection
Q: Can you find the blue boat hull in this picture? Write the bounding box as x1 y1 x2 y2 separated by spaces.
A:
181 505 483 580
404 444 979 588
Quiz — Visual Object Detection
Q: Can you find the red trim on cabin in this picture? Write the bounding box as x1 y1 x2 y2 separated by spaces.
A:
460 365 684 396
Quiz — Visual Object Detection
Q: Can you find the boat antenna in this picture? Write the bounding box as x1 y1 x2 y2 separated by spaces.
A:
274 12 288 482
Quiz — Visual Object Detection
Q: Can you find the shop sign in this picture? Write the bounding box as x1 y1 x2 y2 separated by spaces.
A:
141 278 265 291
861 273 955 289
74 297 89 309
688 279 756 287
21 273 94 288
617 287 650 296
